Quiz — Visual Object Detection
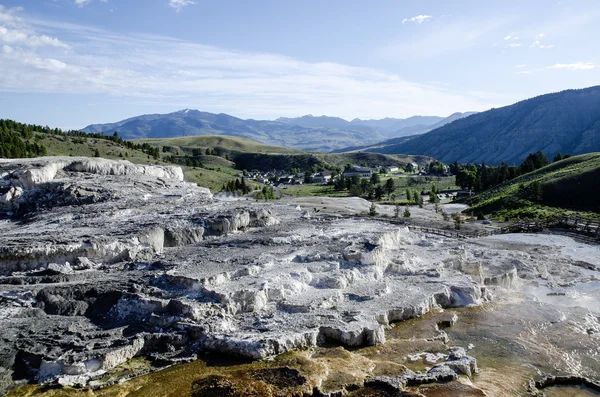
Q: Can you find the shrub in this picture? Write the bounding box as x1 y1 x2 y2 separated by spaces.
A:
369 202 378 216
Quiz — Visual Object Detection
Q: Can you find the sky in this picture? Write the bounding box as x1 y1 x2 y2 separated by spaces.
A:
0 0 599 129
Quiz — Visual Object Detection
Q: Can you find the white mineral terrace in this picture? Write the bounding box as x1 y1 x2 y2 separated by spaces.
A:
0 157 598 393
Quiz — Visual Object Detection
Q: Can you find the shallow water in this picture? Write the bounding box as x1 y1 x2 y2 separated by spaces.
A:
544 385 600 397
523 281 600 313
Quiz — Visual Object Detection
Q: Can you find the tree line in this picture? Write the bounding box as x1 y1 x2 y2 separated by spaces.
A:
0 119 162 160
333 172 396 200
0 119 48 158
222 177 252 195
453 151 569 192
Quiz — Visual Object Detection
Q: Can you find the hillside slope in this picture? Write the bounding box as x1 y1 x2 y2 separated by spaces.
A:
361 86 600 164
136 135 433 172
134 135 303 154
466 153 600 218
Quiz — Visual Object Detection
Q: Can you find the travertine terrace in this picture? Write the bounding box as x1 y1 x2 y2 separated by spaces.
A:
1 157 598 395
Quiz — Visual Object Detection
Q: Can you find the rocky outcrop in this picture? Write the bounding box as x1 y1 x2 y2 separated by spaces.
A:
529 374 600 395
2 157 183 187
0 157 185 216
365 347 478 391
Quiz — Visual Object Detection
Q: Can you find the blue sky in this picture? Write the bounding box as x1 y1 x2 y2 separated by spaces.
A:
0 0 598 129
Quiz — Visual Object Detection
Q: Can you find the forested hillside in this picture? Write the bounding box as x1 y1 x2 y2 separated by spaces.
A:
0 120 49 158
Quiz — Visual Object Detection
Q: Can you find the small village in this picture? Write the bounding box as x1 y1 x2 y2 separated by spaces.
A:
234 163 467 204
238 163 428 187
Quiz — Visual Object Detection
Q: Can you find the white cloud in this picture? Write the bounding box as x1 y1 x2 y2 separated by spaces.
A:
0 26 70 49
169 0 197 12
504 35 512 40
402 15 432 24
516 70 531 74
515 64 526 68
0 5 22 26
0 9 508 120
74 0 92 7
380 16 512 59
546 62 596 70
73 0 109 6
530 33 554 49
505 43 522 48
2 44 13 53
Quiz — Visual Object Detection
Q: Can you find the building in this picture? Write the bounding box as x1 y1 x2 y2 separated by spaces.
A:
312 170 332 184
276 177 294 186
342 166 372 178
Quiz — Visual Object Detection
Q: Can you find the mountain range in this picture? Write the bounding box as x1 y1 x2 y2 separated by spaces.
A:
81 111 474 153
345 86 600 164
274 114 477 138
81 86 600 164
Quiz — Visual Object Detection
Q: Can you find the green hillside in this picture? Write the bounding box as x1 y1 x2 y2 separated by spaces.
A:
134 135 303 155
465 153 600 220
136 135 433 172
317 152 431 168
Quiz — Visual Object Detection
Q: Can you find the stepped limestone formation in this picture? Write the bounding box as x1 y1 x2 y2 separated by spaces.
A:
0 157 598 395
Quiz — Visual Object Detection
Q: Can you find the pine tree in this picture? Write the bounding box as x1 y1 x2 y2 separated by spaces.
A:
369 202 378 216
452 213 462 230
370 172 381 185
261 186 268 201
530 181 543 202
385 178 395 198
375 185 385 201
429 191 439 204
241 177 249 194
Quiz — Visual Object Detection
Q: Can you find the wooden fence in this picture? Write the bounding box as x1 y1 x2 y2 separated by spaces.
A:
376 214 600 242
500 215 600 237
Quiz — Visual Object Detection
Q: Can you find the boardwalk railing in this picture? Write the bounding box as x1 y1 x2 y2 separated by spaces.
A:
371 214 600 241
407 225 468 239
500 215 600 238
